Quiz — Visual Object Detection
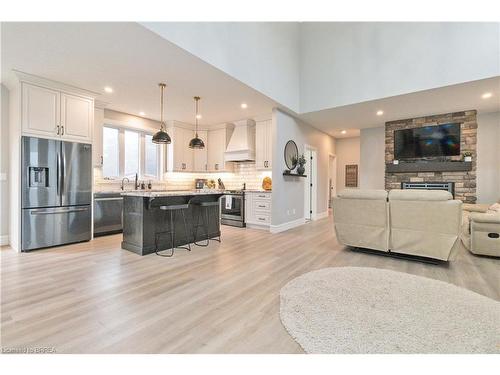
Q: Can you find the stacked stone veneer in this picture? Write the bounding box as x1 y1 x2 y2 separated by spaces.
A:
385 110 477 203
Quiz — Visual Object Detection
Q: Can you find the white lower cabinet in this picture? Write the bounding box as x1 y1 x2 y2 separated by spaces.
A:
245 192 272 229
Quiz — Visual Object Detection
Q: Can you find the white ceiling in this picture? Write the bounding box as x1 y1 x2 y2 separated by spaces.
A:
2 22 498 139
1 22 277 126
299 76 500 137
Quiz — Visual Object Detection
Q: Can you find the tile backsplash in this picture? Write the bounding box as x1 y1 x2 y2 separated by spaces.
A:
94 162 272 192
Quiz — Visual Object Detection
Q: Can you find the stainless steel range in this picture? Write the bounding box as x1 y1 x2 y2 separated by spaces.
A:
221 190 245 227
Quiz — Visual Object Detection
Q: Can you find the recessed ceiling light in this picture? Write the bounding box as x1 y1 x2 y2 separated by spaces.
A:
196 114 202 119
482 92 493 99
241 103 248 109
104 86 113 93
139 111 145 116
341 130 347 135
376 110 384 116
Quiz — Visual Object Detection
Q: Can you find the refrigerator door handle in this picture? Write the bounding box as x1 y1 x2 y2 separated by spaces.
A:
56 151 61 196
30 207 89 215
60 149 65 199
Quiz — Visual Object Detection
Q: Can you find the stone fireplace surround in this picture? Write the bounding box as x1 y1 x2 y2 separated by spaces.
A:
385 110 477 203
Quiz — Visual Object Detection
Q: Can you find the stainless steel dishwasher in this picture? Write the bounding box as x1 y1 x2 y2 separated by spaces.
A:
93 192 123 236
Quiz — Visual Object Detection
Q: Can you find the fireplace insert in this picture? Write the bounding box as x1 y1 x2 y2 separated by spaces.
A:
401 182 455 198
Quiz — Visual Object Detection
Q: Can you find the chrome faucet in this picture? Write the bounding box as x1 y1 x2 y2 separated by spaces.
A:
121 177 130 191
134 173 140 190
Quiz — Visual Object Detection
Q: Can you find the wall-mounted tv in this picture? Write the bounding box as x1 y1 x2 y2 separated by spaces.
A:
394 123 461 159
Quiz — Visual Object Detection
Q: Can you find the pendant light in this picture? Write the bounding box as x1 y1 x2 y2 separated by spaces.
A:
189 96 205 149
152 83 171 144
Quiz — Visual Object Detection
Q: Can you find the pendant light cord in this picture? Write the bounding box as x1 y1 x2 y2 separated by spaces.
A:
159 83 166 131
194 96 200 137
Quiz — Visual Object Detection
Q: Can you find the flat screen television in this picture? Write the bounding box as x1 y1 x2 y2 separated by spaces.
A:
394 123 461 159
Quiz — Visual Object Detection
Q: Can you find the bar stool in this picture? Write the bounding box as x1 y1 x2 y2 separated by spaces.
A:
191 198 221 247
155 203 192 257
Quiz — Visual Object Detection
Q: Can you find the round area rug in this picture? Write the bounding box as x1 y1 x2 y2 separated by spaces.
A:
280 267 500 354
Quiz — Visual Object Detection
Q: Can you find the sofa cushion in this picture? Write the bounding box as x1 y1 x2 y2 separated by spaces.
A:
389 189 452 201
337 189 388 200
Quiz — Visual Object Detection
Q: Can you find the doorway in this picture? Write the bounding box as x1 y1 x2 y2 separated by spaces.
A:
328 154 337 213
304 146 317 221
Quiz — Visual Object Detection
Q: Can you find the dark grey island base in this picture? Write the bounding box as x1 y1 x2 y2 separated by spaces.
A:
121 191 224 256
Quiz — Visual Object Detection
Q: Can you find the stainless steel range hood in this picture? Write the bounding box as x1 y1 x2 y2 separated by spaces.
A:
224 119 256 162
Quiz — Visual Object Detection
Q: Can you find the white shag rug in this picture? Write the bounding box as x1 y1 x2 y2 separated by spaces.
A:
280 267 500 354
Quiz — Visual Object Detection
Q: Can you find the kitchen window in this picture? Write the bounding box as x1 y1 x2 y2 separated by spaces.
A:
102 126 160 179
102 127 120 178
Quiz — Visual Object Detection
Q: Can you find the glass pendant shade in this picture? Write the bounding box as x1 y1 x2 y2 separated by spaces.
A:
189 96 205 149
152 83 171 144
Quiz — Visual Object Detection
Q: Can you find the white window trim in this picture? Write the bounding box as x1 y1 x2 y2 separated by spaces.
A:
102 123 162 181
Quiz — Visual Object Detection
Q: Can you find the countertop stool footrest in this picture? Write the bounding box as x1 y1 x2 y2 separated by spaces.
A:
191 200 221 247
155 203 191 257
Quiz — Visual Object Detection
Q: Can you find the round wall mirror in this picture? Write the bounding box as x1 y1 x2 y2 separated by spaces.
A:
284 140 299 170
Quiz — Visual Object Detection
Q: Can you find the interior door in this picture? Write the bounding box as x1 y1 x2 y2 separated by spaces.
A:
61 141 92 206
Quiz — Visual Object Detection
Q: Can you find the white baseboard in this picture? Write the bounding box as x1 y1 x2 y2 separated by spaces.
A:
312 211 329 221
246 223 270 231
0 235 10 246
270 217 306 234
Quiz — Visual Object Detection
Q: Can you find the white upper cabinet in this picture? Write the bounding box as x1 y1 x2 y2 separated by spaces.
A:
255 119 272 170
21 81 93 143
193 130 208 172
22 83 60 137
208 126 233 172
60 93 93 142
167 125 194 172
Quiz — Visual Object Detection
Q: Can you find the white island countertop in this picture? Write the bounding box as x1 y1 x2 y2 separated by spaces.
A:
121 189 226 197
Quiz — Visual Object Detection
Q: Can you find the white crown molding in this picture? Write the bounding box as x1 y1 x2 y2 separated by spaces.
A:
94 99 109 109
13 70 100 99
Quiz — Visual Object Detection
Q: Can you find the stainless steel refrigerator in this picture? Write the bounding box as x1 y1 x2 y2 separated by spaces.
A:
21 136 92 251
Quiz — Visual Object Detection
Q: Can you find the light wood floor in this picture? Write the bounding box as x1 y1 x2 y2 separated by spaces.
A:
1 215 499 354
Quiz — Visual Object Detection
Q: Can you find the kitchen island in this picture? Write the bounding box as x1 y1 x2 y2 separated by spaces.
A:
121 190 224 255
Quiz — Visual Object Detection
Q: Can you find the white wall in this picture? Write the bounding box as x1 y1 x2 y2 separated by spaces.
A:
271 109 335 228
142 22 301 113
335 137 361 192
0 84 9 245
360 127 385 189
300 22 500 113
477 112 500 203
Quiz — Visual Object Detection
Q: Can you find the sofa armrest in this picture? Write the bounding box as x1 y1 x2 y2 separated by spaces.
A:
470 213 500 224
462 203 489 213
